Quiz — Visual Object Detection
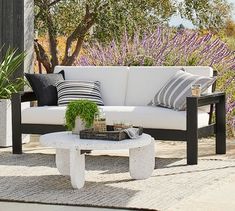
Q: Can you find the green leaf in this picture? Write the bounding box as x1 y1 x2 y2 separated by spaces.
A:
0 47 27 99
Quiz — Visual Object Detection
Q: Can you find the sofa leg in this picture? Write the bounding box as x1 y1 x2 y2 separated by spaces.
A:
187 97 198 165
215 94 226 154
187 131 198 165
12 130 22 154
11 93 22 154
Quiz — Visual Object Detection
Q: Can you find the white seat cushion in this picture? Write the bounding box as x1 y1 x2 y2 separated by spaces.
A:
22 106 209 130
22 106 67 125
102 106 209 130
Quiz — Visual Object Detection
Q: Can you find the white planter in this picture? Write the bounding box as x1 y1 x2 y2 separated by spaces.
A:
72 117 85 135
0 99 30 147
0 99 12 146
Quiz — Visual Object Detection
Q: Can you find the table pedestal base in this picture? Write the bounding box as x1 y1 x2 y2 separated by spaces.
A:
55 139 155 189
129 140 155 179
70 149 85 189
56 149 70 175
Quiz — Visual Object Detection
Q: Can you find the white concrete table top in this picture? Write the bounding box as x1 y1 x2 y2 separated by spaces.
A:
40 131 153 150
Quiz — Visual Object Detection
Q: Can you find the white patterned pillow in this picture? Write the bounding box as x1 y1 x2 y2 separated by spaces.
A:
56 80 104 106
151 70 216 111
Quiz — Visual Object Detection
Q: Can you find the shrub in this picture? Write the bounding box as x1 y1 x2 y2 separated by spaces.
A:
0 48 26 99
77 27 235 136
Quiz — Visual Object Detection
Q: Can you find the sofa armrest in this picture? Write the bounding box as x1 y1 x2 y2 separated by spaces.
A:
11 91 37 154
186 91 226 164
187 91 225 124
187 92 225 124
17 91 37 102
187 92 225 107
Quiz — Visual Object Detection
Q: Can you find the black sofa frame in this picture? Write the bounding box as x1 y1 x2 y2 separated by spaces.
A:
11 90 226 165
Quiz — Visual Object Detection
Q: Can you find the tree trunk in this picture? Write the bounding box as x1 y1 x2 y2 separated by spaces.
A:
34 39 53 73
34 2 99 72
43 3 59 70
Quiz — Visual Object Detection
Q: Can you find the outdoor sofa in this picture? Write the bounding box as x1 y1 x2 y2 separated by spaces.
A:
11 66 226 165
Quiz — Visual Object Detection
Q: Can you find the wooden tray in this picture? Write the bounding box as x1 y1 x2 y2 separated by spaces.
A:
80 126 143 141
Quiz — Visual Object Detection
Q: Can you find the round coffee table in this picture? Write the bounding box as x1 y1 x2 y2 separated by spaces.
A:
40 132 155 189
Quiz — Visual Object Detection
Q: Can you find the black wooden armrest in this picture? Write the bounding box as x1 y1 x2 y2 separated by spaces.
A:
16 91 37 102
11 91 37 154
186 91 226 165
187 92 225 107
21 91 37 102
187 92 225 125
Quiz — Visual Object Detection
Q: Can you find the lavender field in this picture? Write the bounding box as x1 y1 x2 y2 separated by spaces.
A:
77 28 235 135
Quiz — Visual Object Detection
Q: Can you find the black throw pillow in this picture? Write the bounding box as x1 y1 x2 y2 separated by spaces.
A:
25 70 65 106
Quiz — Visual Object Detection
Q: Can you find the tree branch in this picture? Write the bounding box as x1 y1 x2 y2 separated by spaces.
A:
34 39 53 73
62 4 97 65
42 0 59 70
49 0 62 7
35 0 61 20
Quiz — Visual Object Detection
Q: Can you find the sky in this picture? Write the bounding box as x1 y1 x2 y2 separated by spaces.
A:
169 0 235 28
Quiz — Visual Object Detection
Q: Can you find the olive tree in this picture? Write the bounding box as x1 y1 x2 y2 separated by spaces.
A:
34 0 232 73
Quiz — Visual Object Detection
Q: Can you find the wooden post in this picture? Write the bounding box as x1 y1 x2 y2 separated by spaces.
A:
0 0 34 71
0 0 34 153
0 0 23 58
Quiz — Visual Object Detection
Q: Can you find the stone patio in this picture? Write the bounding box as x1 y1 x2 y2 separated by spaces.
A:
0 137 234 211
20 135 235 160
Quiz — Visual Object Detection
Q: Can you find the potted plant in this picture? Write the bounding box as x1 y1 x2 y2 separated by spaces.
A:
0 47 26 146
65 100 99 134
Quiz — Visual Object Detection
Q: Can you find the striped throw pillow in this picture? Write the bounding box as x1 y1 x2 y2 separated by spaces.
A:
151 70 216 111
56 80 104 106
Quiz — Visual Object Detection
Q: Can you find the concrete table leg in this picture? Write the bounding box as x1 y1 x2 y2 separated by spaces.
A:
56 149 70 175
129 139 155 179
70 149 85 189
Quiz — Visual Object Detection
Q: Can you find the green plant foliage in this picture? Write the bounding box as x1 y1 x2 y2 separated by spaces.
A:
0 48 26 99
179 0 232 32
35 0 232 43
35 0 174 40
65 100 99 130
93 0 175 43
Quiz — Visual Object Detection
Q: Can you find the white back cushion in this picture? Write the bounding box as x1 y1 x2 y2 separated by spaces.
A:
125 66 213 106
54 66 128 106
184 66 213 77
55 66 213 106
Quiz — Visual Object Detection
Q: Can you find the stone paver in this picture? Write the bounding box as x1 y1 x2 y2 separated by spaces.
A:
169 174 235 211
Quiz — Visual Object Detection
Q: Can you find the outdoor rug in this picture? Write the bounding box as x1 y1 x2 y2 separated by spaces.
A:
0 152 235 211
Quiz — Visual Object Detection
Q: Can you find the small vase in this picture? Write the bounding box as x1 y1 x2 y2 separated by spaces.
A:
72 117 85 135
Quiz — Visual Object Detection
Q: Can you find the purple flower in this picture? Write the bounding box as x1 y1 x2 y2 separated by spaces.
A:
76 27 235 135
